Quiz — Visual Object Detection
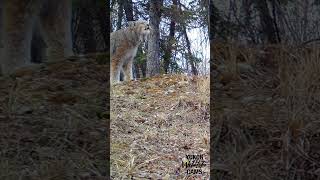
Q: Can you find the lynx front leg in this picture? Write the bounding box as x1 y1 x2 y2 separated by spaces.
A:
39 0 73 62
122 57 134 82
111 57 122 84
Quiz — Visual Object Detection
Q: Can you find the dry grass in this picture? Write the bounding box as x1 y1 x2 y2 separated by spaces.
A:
0 56 108 179
111 74 210 179
212 43 320 180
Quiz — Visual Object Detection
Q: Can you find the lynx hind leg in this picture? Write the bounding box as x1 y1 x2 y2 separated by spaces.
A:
122 57 134 82
31 23 47 63
39 0 73 62
123 47 138 81
1 0 41 75
111 56 123 84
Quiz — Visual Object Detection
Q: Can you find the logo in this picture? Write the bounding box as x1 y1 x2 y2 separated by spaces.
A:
181 154 206 175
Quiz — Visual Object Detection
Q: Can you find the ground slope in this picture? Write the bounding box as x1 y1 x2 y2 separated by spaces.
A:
111 75 210 179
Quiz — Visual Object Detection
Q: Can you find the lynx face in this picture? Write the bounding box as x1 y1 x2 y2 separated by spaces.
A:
110 20 150 84
139 24 150 42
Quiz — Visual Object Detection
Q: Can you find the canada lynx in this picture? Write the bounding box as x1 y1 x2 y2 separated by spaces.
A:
0 0 73 75
110 20 150 83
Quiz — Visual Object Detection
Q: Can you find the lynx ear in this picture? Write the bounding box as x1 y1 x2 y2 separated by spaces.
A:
128 21 136 27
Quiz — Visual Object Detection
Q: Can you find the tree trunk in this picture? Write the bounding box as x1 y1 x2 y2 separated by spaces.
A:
73 0 108 54
182 26 198 76
74 0 97 54
270 0 281 43
31 25 47 63
178 0 197 75
147 0 163 77
110 0 116 32
242 0 251 28
209 0 215 41
123 0 134 21
302 0 309 41
241 0 257 42
96 0 108 51
117 0 124 30
0 1 3 54
254 0 279 44
163 0 177 74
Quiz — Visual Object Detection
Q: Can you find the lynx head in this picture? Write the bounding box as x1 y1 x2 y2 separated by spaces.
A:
128 20 150 42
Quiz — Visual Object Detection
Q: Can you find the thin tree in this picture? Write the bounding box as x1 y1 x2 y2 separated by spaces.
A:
31 25 46 63
254 0 279 44
178 0 198 75
96 0 108 52
147 0 163 77
163 0 177 74
117 0 124 30
78 0 97 53
182 26 198 75
123 0 134 21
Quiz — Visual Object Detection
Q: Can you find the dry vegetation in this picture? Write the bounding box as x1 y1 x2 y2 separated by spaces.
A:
111 74 210 179
212 43 320 180
0 56 108 179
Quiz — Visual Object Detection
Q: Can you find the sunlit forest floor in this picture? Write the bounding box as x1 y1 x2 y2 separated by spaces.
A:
111 75 210 179
212 44 320 180
0 56 108 179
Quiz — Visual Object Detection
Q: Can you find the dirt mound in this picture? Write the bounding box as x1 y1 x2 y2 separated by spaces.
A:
111 74 210 179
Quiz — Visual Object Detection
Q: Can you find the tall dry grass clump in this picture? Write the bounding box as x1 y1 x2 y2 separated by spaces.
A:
276 45 320 140
212 42 260 84
212 42 320 179
196 75 210 105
